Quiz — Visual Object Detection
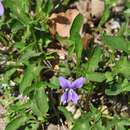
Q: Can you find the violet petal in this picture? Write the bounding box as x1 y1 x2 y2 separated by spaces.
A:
59 76 71 89
71 77 85 89
71 91 79 104
60 91 68 104
67 89 78 104
67 89 73 102
0 2 4 16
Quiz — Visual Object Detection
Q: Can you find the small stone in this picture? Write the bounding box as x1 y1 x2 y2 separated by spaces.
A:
47 124 57 130
66 102 76 114
60 125 69 130
73 109 81 119
47 124 70 130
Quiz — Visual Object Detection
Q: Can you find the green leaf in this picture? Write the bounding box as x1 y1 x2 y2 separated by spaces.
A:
102 35 129 53
105 72 113 82
125 0 130 8
10 101 30 112
32 81 47 89
105 79 130 95
20 64 42 94
107 116 130 129
74 34 83 63
124 8 130 17
20 65 34 94
24 123 39 130
69 14 84 64
70 14 83 38
20 51 42 63
92 121 106 130
58 106 74 123
48 76 59 89
5 0 31 26
11 22 24 34
31 99 43 117
112 57 130 78
86 72 106 82
5 115 28 130
105 0 118 5
98 7 110 27
86 47 102 72
119 118 130 126
36 0 43 13
43 0 53 14
72 113 91 130
73 106 104 130
4 68 16 82
105 85 122 96
33 88 49 117
14 42 25 50
62 0 70 5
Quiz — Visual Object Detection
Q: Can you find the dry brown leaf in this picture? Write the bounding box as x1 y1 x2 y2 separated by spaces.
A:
47 48 67 60
74 0 91 21
91 0 104 19
112 0 124 12
48 9 79 37
82 33 93 49
47 124 57 130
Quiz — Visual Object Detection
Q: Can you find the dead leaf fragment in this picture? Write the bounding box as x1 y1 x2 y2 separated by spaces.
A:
0 105 5 130
112 0 124 12
47 124 69 130
47 124 57 130
91 0 105 18
82 33 93 49
48 9 79 37
73 0 91 22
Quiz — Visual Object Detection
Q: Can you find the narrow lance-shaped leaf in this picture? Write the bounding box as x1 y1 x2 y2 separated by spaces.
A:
98 6 110 27
75 34 83 64
69 14 84 64
43 0 53 14
36 0 43 13
70 14 84 38
86 47 102 72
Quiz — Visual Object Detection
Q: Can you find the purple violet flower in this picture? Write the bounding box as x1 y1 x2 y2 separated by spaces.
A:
0 0 4 16
59 76 85 104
